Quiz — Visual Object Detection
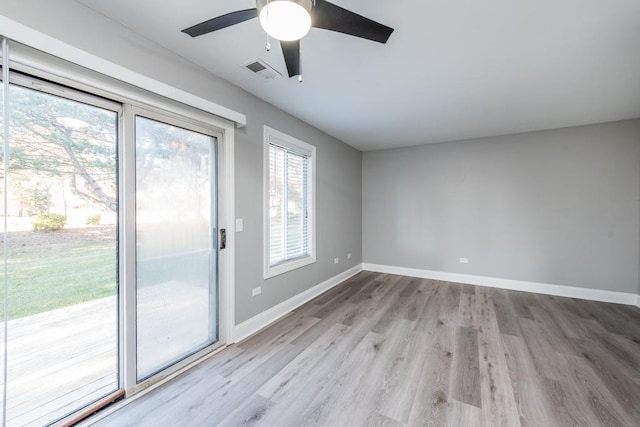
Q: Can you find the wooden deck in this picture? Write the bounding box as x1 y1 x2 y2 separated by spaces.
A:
0 281 211 426
0 297 118 426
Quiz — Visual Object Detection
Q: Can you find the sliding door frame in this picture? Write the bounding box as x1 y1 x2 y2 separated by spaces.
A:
3 40 236 402
121 104 234 393
2 67 123 423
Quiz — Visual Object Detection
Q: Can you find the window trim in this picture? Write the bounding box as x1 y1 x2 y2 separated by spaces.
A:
263 126 316 279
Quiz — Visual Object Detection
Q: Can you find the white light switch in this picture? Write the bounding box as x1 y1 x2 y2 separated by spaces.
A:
236 218 244 232
252 286 261 296
334 258 339 264
459 257 469 264
347 253 352 259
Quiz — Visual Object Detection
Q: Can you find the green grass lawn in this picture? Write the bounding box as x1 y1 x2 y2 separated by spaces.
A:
0 240 116 320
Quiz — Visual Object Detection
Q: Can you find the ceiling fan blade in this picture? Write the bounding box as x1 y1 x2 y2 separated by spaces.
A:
182 9 258 37
281 40 301 78
312 0 394 44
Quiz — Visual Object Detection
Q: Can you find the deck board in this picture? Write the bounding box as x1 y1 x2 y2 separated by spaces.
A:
0 281 209 426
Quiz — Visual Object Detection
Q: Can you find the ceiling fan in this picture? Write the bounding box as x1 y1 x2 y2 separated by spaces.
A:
182 0 394 81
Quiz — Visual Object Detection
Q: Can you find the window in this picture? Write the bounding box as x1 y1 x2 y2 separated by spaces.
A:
264 126 316 278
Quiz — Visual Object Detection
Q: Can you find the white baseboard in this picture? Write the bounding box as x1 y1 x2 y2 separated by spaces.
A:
363 263 638 306
233 264 363 343
636 294 640 309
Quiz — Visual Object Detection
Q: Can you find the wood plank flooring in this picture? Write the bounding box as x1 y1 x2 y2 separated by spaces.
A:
92 272 640 427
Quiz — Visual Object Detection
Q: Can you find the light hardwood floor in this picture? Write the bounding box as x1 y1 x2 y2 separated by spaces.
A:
93 271 640 426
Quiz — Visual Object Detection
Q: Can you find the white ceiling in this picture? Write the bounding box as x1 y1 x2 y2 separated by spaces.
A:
75 0 640 151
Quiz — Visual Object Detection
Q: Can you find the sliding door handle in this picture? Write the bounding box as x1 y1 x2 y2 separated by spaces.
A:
220 228 226 250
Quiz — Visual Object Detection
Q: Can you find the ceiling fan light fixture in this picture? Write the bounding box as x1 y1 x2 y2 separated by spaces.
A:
258 0 313 41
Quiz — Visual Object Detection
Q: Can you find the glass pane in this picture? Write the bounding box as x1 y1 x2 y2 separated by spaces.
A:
135 116 217 380
0 66 5 425
285 151 307 259
1 84 118 425
269 144 309 266
269 145 285 265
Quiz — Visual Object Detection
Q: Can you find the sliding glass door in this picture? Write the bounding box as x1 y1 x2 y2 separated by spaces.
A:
134 114 218 380
1 77 119 425
0 39 227 424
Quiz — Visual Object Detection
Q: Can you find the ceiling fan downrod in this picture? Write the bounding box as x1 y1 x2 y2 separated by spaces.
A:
298 39 303 82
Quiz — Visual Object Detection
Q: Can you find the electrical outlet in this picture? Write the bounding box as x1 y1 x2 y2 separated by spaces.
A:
459 257 469 264
252 286 262 296
334 257 339 264
347 253 352 259
236 218 244 232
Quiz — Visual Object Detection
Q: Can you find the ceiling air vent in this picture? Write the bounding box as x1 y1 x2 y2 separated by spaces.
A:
243 59 281 80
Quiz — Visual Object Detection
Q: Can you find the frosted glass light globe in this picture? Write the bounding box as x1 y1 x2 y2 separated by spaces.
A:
259 1 312 41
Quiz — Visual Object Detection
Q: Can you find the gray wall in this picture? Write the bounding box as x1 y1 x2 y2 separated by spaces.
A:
363 119 640 294
2 1 363 324
234 112 362 323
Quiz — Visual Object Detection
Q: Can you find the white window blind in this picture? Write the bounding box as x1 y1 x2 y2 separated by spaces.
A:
264 126 316 279
269 143 310 266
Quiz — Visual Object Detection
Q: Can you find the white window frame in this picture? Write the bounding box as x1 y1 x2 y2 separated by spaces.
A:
263 126 316 279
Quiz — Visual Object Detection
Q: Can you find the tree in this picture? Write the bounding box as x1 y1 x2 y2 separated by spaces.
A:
19 179 53 216
7 84 117 211
3 83 213 216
